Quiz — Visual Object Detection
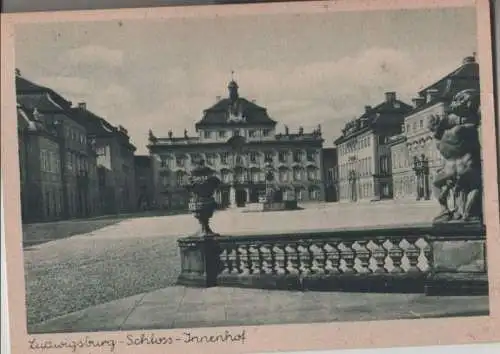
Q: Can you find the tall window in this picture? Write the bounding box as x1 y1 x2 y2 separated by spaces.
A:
218 130 226 139
264 151 274 163
249 151 258 163
248 130 257 138
160 157 167 168
206 153 216 166
293 167 303 181
279 168 288 182
306 149 316 162
204 131 212 139
279 151 288 163
221 170 231 183
176 155 185 167
176 171 186 185
262 129 271 137
221 152 229 164
307 167 317 181
293 150 303 163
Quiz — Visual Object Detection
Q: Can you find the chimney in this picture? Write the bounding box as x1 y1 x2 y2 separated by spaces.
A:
364 105 372 113
425 88 439 103
462 55 476 65
385 92 396 102
412 97 425 107
78 102 87 110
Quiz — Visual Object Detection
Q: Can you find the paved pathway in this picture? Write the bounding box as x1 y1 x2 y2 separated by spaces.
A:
29 286 489 333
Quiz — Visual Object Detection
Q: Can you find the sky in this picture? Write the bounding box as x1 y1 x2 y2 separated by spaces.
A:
14 6 478 154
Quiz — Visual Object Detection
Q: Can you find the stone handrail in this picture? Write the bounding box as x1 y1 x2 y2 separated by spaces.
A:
177 222 487 293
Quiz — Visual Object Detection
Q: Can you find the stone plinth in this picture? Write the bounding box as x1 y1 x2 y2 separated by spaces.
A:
425 222 488 296
176 236 220 287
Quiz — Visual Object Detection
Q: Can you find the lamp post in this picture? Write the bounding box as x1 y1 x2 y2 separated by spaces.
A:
421 154 430 200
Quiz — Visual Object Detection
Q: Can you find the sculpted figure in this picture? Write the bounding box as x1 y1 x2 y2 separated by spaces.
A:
427 88 482 223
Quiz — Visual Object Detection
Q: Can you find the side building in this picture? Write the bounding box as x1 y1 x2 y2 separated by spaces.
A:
390 55 480 201
147 79 325 210
334 92 413 202
16 73 100 222
71 103 137 214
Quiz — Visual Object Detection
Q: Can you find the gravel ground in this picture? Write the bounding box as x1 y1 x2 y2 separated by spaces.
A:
23 217 194 325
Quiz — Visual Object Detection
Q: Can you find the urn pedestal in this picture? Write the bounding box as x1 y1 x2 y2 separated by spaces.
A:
176 236 220 287
425 222 488 296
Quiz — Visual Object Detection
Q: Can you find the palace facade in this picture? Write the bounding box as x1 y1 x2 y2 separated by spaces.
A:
147 80 325 209
334 92 413 202
390 55 480 201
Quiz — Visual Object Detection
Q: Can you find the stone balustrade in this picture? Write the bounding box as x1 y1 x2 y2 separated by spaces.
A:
177 222 487 294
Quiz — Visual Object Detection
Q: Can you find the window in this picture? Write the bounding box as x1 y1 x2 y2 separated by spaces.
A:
221 152 229 164
204 131 212 139
221 170 231 183
279 168 289 182
162 175 169 187
413 122 417 131
307 168 317 181
176 171 186 185
251 169 260 182
264 151 274 163
218 131 226 139
419 119 424 129
293 150 303 163
279 151 288 163
306 149 316 162
406 124 411 133
248 130 257 138
206 153 216 165
160 157 167 168
293 167 303 181
66 152 73 171
309 187 320 200
176 155 185 167
249 151 258 163
262 129 271 137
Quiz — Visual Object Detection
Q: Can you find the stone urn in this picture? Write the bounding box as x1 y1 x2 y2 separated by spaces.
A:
186 159 221 237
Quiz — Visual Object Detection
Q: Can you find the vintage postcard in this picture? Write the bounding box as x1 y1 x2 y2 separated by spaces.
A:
1 0 500 353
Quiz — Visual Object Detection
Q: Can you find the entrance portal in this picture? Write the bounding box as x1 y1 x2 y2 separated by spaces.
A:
235 188 247 207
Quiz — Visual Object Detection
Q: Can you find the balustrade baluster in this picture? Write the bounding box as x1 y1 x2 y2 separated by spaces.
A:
371 240 387 273
228 246 239 274
260 244 273 274
422 242 432 271
404 239 420 273
388 240 404 273
310 243 326 274
273 244 286 275
340 241 356 274
355 240 371 274
219 247 230 275
324 242 341 274
298 243 313 275
239 245 251 275
249 245 262 274
285 243 300 274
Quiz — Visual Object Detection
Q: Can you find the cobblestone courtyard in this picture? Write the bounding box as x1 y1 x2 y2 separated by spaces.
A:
23 201 489 332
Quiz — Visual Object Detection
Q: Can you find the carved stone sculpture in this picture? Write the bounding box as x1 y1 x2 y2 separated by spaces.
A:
427 88 482 223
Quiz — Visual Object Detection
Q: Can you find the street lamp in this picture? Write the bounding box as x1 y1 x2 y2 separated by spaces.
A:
413 155 423 200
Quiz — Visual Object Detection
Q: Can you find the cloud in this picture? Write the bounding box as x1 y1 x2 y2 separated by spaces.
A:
35 76 93 98
64 45 123 67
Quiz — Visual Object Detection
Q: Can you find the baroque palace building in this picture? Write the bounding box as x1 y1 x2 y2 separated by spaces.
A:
147 79 325 209
334 92 413 202
390 55 480 201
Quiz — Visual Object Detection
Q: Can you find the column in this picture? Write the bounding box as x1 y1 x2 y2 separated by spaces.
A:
229 185 237 208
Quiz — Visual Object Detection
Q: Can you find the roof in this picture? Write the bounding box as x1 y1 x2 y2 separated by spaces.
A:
70 107 136 151
417 56 480 98
334 97 413 145
15 75 72 111
195 81 277 128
